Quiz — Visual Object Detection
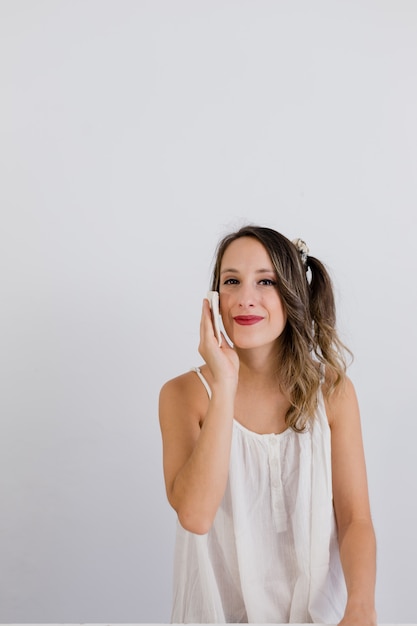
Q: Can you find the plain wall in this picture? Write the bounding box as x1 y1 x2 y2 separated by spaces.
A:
1 0 416 622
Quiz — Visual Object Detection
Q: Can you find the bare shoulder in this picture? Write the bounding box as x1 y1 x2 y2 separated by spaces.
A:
159 369 197 401
159 367 210 429
323 374 360 429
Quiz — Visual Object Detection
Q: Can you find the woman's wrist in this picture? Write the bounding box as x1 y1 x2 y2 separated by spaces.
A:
210 377 238 397
342 596 377 626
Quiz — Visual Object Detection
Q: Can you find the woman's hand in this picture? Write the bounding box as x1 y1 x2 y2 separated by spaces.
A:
198 298 239 387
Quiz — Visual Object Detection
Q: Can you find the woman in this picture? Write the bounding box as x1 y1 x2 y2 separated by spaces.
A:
159 225 377 624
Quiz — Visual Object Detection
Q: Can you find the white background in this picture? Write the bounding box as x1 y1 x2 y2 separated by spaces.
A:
1 0 416 622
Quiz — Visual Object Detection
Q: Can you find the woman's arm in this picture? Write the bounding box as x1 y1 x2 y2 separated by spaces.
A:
159 299 239 535
326 377 377 626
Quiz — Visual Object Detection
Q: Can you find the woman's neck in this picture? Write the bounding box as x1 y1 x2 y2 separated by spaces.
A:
236 344 282 387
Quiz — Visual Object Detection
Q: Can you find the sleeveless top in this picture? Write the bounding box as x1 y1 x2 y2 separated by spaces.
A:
171 367 347 623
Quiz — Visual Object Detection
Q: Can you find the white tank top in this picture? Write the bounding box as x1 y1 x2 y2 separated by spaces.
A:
171 367 346 623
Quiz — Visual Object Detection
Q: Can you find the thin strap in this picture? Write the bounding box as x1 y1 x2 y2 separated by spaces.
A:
192 366 212 399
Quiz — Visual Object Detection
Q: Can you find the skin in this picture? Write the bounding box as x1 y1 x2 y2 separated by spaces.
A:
159 236 377 626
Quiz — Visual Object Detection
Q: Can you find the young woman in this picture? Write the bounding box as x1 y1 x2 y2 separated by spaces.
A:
159 225 377 624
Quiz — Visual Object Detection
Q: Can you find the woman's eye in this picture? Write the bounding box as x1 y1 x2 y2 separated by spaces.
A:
223 278 239 285
259 278 277 286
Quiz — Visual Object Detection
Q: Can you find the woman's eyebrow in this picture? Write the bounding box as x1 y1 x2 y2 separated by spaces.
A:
220 268 275 275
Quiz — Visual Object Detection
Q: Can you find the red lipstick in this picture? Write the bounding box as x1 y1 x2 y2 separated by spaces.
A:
233 315 264 326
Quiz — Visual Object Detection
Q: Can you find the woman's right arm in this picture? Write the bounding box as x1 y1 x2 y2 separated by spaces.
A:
158 299 239 535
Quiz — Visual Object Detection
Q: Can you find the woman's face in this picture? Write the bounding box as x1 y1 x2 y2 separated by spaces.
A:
218 237 287 350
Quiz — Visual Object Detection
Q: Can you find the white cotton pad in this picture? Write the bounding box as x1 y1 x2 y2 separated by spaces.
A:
207 290 222 346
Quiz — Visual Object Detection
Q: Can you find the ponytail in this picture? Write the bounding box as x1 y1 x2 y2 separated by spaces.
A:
307 255 352 390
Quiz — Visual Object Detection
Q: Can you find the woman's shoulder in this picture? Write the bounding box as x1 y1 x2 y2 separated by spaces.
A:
160 369 194 393
160 364 209 395
159 365 211 424
322 373 359 428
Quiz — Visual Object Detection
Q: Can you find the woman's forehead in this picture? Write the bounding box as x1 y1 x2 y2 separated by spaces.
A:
220 236 272 268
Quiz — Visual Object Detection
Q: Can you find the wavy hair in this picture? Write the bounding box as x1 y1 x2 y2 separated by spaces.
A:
210 225 352 431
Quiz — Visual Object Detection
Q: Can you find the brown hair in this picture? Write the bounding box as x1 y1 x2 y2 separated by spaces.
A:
211 225 352 431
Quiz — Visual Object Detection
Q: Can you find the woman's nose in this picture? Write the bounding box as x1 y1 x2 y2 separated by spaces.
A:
237 285 256 307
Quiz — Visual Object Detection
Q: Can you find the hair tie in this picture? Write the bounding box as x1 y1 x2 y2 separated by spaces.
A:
292 238 309 266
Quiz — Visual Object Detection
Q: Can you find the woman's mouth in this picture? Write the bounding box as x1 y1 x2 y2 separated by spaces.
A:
233 315 264 326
